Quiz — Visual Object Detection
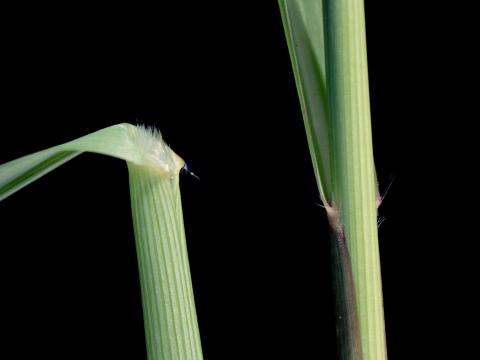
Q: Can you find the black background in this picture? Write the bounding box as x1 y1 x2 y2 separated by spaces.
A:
0 1 469 359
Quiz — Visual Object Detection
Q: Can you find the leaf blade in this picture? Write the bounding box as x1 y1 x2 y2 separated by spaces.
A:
279 0 333 203
0 123 183 201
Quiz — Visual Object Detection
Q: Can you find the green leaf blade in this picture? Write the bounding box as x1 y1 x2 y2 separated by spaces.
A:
0 123 183 201
279 0 333 203
0 150 80 201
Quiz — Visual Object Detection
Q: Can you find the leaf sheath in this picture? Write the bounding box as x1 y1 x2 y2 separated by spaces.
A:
324 0 387 358
128 163 203 360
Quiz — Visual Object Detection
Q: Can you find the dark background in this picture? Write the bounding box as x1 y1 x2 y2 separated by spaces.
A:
0 1 467 359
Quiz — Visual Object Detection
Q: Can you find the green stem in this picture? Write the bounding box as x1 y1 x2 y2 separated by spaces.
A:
324 0 387 359
128 163 203 360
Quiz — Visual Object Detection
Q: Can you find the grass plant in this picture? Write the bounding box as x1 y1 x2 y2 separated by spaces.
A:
0 2 388 357
279 1 387 359
0 123 203 360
